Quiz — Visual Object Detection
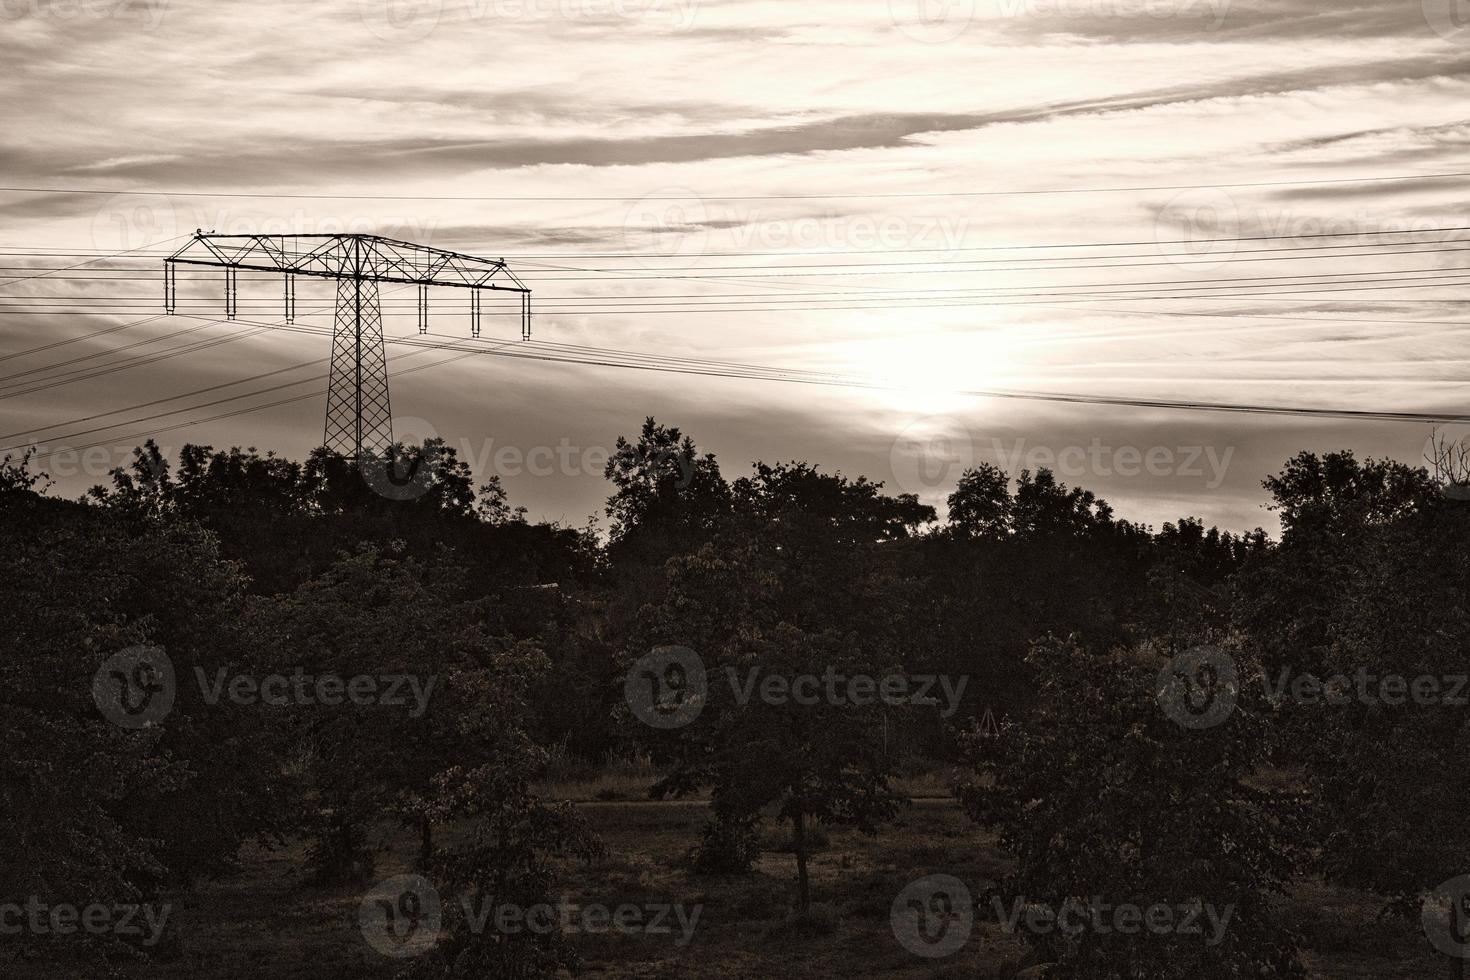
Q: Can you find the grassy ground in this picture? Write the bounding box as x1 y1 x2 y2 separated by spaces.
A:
529 748 966 803
9 787 1446 980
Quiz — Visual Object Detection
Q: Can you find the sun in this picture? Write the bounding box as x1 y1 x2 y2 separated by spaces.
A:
843 331 1013 417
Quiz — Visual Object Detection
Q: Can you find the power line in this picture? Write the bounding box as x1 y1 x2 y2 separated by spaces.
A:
10 241 1470 282
0 318 250 386
0 283 405 397
4 315 862 444
12 301 1467 431
16 314 1462 459
0 356 335 445
5 291 1469 321
7 273 1470 318
6 222 1470 266
13 349 480 460
9 259 1470 317
0 324 277 399
3 169 1470 202
0 233 191 290
13 262 1470 301
0 313 168 364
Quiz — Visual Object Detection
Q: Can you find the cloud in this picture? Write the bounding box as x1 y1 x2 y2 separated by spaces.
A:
1 0 1465 533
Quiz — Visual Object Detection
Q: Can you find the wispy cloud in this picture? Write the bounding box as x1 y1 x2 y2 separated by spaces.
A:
0 0 1465 530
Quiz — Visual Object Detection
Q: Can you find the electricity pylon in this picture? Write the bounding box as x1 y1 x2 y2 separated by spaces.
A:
164 233 531 456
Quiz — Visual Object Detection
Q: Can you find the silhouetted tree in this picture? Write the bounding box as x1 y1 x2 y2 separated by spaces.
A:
603 417 731 566
960 637 1307 979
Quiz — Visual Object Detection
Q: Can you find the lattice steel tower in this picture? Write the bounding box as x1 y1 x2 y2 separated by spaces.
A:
164 233 531 456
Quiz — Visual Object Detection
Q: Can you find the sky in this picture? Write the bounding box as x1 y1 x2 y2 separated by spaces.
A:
2 0 1468 534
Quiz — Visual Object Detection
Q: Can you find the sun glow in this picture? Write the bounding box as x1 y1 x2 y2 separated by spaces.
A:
844 331 1016 417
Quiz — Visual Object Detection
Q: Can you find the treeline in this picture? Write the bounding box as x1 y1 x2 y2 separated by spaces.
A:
2 418 1467 977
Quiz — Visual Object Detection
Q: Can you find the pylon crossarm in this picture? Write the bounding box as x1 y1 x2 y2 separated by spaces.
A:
165 233 530 293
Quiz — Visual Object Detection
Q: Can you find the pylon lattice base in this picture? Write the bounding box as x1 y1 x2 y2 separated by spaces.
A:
323 276 392 455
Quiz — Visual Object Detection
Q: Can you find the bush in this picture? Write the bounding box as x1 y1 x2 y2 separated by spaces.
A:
693 815 762 874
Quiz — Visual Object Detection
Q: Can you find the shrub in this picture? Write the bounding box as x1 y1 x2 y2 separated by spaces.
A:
693 815 762 874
